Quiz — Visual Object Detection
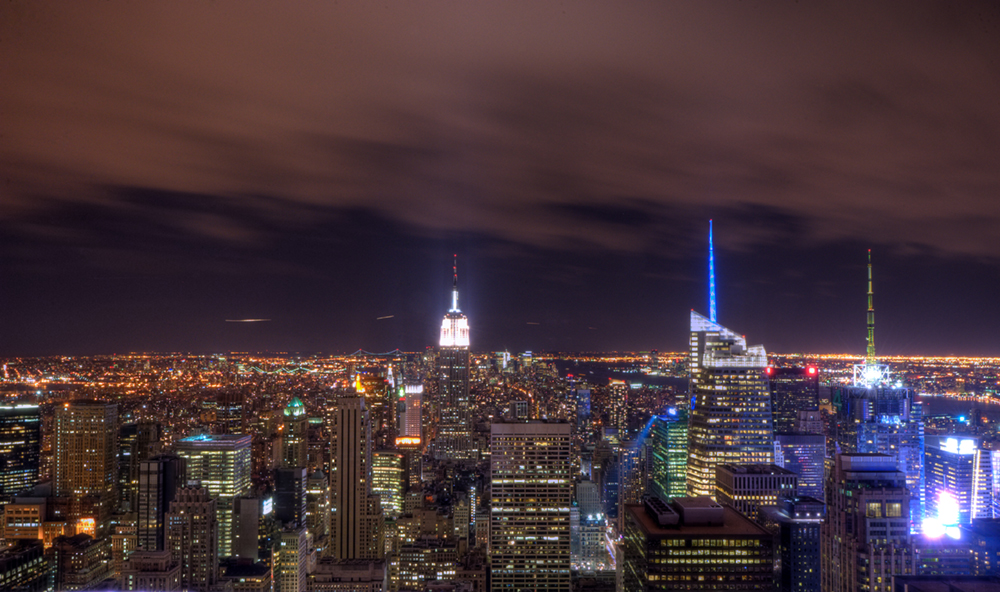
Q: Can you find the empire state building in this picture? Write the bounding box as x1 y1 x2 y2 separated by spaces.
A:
435 257 474 460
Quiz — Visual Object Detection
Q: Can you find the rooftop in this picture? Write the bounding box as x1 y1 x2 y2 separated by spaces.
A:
626 502 770 538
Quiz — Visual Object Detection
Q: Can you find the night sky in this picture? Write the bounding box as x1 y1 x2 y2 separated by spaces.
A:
3 2 1000 356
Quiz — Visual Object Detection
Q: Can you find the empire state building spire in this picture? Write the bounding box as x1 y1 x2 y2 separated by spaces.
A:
440 256 469 348
451 254 460 312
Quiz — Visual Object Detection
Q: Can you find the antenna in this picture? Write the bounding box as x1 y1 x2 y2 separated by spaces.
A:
451 254 459 312
867 249 875 365
709 220 717 323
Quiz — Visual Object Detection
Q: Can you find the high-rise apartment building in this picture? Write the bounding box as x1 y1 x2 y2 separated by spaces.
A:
609 382 629 438
136 454 186 552
176 433 252 559
281 398 308 470
0 403 40 501
774 432 825 500
767 366 820 433
822 454 916 592
687 311 774 497
54 400 118 536
490 421 571 591
621 496 775 592
649 409 688 502
436 260 473 461
330 397 384 560
715 463 798 523
167 486 218 591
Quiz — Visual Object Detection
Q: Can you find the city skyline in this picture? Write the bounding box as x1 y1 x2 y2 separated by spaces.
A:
3 2 1000 356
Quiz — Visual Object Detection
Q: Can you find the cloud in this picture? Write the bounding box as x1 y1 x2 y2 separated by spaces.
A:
2 0 1000 260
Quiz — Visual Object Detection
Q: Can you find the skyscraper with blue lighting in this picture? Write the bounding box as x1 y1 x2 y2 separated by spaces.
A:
686 223 775 497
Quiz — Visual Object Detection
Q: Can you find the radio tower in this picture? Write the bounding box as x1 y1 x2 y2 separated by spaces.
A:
866 249 875 365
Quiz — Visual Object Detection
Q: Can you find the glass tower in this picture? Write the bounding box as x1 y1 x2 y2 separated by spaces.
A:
175 434 252 558
649 410 687 501
0 404 40 500
687 311 774 497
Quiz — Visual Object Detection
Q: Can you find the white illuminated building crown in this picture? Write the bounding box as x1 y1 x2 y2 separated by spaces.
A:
439 260 469 347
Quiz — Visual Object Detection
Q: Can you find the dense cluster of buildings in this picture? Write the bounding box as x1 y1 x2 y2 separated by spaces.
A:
2 243 1000 592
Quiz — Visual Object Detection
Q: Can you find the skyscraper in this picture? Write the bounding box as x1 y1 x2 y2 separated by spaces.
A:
371 451 404 519
402 383 423 439
774 432 826 500
715 464 798 524
760 496 825 592
436 257 473 460
822 454 916 592
649 409 688 502
686 311 774 497
0 403 40 501
167 486 218 591
833 251 926 531
281 397 308 470
136 454 186 552
490 421 571 591
54 400 118 537
330 397 384 560
175 433 252 559
925 436 984 527
767 366 820 433
274 467 307 529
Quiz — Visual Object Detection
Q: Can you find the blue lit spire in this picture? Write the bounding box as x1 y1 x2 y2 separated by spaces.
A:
709 220 717 323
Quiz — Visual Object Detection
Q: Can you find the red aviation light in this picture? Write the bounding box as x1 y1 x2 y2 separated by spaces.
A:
808 367 817 375
765 367 773 375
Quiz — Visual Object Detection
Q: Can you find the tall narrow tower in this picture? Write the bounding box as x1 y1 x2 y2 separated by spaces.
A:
435 256 473 460
54 400 118 536
834 252 926 531
709 219 717 323
330 397 384 560
686 226 774 497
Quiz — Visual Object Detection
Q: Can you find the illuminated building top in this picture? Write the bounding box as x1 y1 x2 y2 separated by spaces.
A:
854 250 890 388
283 397 306 417
440 255 470 348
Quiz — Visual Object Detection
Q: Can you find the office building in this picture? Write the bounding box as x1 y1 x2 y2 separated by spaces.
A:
0 404 40 502
715 463 797 523
309 558 386 592
121 550 182 591
276 527 308 592
767 366 819 433
774 432 825 500
649 409 688 502
167 486 218 592
795 409 824 434
136 453 186 552
54 400 118 537
436 259 473 460
833 251 926 530
281 398 309 470
687 311 774 497
609 382 629 437
0 540 48 592
176 433 252 559
51 533 112 592
925 436 983 527
215 389 246 435
822 454 916 592
490 421 571 591
760 496 825 592
621 496 775 591
402 384 423 439
306 471 330 549
371 451 404 519
274 467 307 529
330 397 384 560
963 519 1000 576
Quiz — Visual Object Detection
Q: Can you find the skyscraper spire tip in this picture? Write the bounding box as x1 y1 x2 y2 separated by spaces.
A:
708 220 717 323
